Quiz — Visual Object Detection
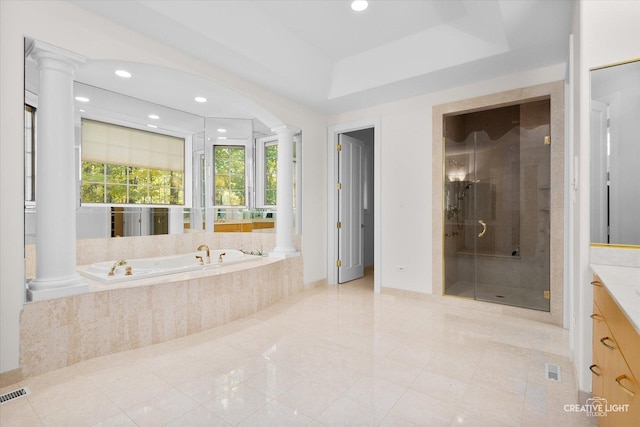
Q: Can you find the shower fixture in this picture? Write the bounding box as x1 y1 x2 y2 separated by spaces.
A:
458 179 480 200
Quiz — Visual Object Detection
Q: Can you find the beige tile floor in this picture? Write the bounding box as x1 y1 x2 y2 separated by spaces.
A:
1 272 597 426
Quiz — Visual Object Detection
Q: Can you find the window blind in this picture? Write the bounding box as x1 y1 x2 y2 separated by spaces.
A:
81 119 184 172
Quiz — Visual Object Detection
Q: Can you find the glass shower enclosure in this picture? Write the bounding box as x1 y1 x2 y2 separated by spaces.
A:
443 100 550 311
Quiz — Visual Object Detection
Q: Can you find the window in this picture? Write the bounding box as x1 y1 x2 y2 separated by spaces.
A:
81 119 184 205
264 143 278 206
24 104 36 202
214 145 245 206
256 136 298 208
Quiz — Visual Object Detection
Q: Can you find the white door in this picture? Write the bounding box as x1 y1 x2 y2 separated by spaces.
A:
338 134 364 283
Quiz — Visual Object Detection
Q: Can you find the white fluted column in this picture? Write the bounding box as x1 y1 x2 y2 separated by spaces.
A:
26 40 89 301
270 126 299 257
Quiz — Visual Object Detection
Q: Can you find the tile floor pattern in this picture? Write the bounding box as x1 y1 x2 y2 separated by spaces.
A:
1 273 597 426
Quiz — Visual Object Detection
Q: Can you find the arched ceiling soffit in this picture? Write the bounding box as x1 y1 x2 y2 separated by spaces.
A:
75 59 283 129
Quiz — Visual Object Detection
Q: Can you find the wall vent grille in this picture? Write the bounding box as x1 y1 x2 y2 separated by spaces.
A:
545 363 562 382
0 387 31 405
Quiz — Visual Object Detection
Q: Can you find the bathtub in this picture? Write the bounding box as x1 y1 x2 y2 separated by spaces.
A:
78 249 262 284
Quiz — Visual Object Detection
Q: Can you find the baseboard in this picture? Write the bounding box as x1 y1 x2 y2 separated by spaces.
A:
0 367 24 388
304 279 328 289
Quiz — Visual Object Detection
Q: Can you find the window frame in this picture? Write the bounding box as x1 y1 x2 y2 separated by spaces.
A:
255 135 278 208
255 134 300 212
24 91 38 208
24 104 36 205
212 142 248 208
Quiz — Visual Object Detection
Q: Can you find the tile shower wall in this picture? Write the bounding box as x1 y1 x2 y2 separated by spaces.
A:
519 100 551 293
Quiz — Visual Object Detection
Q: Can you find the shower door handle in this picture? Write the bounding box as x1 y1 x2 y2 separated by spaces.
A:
478 220 487 237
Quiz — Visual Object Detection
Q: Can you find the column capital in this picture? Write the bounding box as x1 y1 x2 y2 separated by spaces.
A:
271 125 300 136
26 39 86 71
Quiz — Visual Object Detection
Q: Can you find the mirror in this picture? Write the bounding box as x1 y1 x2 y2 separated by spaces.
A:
24 47 300 243
590 59 640 246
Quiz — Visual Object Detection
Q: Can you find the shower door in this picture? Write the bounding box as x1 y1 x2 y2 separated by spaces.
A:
443 101 550 312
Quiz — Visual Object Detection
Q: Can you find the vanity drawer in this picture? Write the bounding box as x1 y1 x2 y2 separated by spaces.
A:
590 350 604 403
591 274 640 426
592 302 609 372
593 278 640 377
602 341 639 427
592 274 608 310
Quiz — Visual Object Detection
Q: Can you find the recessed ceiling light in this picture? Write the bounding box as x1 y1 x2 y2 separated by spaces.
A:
217 128 227 133
79 109 85 113
194 96 207 103
147 124 158 128
218 136 227 140
115 70 132 78
75 96 90 103
148 114 160 120
351 0 368 12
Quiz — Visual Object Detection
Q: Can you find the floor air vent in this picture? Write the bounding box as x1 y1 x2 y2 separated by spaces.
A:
0 387 31 404
545 363 562 382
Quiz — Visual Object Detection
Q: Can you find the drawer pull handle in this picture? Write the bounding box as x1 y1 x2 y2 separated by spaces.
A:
589 364 601 376
600 337 616 350
590 313 604 321
615 375 636 397
591 280 603 287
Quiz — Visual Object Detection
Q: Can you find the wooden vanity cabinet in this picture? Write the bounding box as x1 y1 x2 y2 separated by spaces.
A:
591 275 640 426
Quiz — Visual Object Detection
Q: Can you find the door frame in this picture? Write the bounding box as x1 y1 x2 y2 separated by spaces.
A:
327 118 380 292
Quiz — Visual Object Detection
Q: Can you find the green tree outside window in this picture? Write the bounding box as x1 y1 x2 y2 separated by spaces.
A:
214 146 245 206
265 144 278 205
81 161 183 205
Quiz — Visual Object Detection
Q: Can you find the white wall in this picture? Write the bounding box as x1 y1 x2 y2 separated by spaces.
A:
0 0 327 374
329 64 566 294
570 0 640 393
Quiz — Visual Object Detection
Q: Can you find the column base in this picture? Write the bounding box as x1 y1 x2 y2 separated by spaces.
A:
268 250 300 259
27 274 89 302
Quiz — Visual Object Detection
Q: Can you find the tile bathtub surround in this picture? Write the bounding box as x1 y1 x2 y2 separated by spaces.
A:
18 256 303 379
2 274 595 426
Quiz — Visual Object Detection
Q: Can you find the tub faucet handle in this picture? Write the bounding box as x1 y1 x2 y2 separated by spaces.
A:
195 255 204 265
218 252 226 263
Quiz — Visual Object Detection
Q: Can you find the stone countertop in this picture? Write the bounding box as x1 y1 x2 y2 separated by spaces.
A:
590 264 640 335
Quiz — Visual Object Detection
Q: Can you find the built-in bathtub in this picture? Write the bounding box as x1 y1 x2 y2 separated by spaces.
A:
78 249 262 283
15 234 304 381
